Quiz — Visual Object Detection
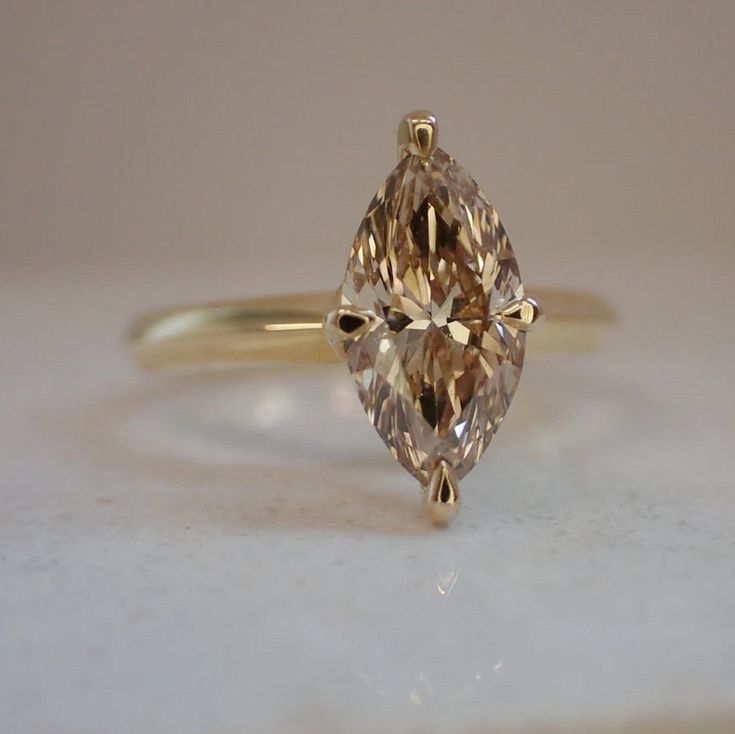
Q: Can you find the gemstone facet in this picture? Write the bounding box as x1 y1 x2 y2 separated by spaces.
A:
325 146 526 485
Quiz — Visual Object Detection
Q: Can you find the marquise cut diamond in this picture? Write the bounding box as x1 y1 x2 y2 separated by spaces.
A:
326 147 526 484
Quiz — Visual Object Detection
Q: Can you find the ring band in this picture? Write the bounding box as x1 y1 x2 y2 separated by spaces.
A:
129 288 615 372
128 110 616 525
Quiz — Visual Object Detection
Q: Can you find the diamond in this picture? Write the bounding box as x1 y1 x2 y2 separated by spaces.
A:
326 146 526 485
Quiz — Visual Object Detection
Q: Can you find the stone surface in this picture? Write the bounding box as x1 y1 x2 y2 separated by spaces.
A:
327 149 526 482
3 260 734 734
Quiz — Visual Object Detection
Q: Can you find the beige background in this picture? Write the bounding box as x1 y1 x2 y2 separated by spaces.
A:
1 2 734 733
4 1 733 296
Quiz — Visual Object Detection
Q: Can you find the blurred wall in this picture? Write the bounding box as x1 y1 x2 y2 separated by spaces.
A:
2 1 733 307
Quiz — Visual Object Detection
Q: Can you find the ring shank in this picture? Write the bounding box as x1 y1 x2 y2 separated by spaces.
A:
128 289 616 372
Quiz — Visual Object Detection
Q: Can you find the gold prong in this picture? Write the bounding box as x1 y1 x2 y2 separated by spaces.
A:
423 461 460 525
496 296 544 332
397 110 438 161
323 307 373 339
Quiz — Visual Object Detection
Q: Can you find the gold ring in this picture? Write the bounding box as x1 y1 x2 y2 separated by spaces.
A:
128 110 615 525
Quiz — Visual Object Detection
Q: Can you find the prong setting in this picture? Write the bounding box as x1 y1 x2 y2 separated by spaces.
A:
397 110 438 161
323 306 374 342
325 111 541 526
496 296 544 332
423 461 460 525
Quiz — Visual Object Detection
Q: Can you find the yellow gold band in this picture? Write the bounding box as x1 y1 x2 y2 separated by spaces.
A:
128 289 616 372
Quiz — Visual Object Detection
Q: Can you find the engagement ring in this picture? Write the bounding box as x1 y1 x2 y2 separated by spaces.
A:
129 111 614 525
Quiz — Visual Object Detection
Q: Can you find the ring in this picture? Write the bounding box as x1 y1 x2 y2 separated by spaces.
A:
128 110 614 525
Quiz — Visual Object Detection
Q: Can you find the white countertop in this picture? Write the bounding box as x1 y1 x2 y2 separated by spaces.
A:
1 255 733 733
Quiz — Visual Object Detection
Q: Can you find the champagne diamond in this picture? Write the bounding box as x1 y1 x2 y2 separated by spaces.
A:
326 147 526 484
